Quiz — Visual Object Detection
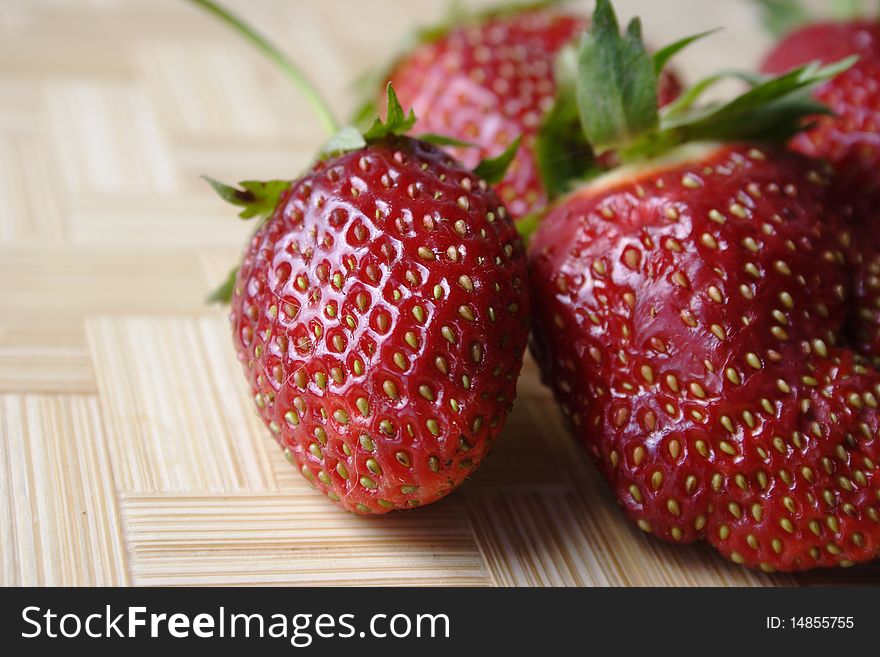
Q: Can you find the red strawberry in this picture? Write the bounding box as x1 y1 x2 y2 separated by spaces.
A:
528 0 878 570
224 132 528 514
381 5 680 219
762 19 880 363
197 0 530 514
761 19 880 72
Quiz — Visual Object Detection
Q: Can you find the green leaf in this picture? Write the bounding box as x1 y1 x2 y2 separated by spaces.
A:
514 211 542 243
661 70 769 119
750 0 812 38
418 133 475 147
203 177 289 220
659 57 856 146
576 0 659 153
830 0 864 21
533 43 601 199
473 137 522 184
652 28 720 76
206 267 238 304
363 83 416 142
319 126 367 158
350 96 379 130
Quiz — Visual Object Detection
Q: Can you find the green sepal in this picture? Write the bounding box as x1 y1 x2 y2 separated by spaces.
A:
660 70 769 118
363 84 416 142
418 133 475 147
514 212 542 243
473 137 522 184
532 42 596 200
651 28 720 76
203 176 289 220
319 126 367 158
206 266 238 304
576 0 658 154
657 57 856 148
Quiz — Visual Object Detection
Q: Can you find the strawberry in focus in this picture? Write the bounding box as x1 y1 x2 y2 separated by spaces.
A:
528 0 878 570
196 0 530 514
229 128 529 514
382 4 680 219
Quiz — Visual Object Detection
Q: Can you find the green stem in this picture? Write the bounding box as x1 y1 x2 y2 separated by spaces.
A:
188 0 339 135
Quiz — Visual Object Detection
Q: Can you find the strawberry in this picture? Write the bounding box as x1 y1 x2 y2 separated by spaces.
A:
761 17 880 363
761 20 880 73
373 3 680 219
197 1 530 514
528 0 878 570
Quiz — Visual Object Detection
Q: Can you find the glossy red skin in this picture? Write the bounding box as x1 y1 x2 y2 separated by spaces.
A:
231 137 530 514
387 9 681 219
529 144 880 570
763 22 880 362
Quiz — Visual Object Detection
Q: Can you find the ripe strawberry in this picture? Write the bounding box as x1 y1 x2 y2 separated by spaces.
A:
761 19 880 72
761 19 880 363
528 0 878 570
196 0 530 514
214 94 528 514
378 4 680 219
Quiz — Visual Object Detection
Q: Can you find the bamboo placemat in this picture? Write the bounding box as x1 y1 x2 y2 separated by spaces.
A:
2 0 876 586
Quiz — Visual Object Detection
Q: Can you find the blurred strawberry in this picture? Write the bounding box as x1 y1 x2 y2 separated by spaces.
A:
371 3 680 219
195 0 530 514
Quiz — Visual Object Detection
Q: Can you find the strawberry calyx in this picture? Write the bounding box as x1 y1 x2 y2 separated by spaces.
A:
202 178 290 220
532 0 855 211
321 83 522 176
204 81 520 303
192 3 525 303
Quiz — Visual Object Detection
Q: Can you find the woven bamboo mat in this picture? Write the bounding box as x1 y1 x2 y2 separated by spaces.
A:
2 0 876 586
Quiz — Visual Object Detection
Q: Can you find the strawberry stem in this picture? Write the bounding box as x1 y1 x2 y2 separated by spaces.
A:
188 0 339 135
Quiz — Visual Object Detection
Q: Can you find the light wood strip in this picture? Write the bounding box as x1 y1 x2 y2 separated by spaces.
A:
0 245 211 317
171 140 311 197
0 0 869 588
199 247 242 293
44 80 175 194
0 395 128 585
134 42 304 142
0 246 210 393
0 121 65 244
87 316 278 493
121 493 489 586
0 321 95 394
65 191 254 248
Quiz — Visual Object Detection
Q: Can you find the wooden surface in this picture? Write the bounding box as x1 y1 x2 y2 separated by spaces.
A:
1 0 875 586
